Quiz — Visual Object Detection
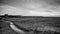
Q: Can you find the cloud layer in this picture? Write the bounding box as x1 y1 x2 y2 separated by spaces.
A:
0 0 60 16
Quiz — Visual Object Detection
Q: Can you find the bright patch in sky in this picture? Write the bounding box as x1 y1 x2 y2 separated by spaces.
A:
0 5 60 16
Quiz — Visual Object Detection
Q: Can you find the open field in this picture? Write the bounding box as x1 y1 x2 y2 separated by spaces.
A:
1 15 60 34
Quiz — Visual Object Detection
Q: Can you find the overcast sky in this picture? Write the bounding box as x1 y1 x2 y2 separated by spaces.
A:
0 0 60 16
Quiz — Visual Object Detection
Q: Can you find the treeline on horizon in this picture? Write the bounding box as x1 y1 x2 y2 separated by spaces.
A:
0 14 60 18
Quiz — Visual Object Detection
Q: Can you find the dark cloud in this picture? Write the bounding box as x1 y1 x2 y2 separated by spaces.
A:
54 0 60 5
1 0 60 7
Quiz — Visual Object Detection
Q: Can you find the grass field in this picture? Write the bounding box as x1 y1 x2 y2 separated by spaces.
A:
1 16 60 34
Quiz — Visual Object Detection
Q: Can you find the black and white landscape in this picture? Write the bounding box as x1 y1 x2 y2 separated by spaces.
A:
0 0 60 34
